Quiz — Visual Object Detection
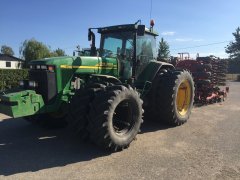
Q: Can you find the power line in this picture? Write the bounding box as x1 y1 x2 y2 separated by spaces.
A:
170 40 231 51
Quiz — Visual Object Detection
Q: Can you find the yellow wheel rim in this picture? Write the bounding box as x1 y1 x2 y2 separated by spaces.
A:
176 80 191 116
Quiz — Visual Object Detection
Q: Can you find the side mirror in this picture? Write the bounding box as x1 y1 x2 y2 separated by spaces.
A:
137 25 145 36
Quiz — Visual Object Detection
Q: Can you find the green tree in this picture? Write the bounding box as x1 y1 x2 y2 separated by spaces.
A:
50 48 66 57
158 38 170 61
1 45 14 56
20 39 51 66
225 27 240 60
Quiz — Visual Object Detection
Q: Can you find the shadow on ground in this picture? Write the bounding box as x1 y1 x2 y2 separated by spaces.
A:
0 117 170 176
140 120 172 134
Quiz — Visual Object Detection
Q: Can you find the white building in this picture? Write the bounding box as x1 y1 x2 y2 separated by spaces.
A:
0 54 24 69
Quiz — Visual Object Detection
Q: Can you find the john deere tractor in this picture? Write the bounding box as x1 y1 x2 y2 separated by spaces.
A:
0 22 194 151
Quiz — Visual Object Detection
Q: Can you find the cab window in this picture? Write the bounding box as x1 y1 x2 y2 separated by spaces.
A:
136 34 157 77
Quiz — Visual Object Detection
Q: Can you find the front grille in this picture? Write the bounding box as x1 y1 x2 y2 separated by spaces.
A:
29 70 57 104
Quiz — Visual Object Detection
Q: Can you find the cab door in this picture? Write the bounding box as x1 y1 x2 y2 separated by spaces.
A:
135 34 157 79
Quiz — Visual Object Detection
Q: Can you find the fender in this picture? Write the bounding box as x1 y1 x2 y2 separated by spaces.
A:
135 60 174 85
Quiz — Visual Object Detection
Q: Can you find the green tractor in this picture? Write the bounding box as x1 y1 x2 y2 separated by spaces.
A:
0 22 194 151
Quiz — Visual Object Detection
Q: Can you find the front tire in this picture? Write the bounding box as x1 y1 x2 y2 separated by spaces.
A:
88 85 143 151
67 83 106 138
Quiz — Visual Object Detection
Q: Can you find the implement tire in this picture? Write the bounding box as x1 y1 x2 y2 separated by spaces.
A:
150 70 194 126
88 85 143 151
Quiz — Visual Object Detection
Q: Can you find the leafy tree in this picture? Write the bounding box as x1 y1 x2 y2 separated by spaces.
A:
50 48 66 57
225 27 240 60
1 45 14 56
20 39 67 67
20 39 51 66
157 38 170 61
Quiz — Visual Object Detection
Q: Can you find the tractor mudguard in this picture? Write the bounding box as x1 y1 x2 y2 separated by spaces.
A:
135 60 174 85
0 90 45 118
134 61 174 97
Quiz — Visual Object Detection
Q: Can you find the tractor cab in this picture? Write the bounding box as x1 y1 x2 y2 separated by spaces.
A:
88 22 159 81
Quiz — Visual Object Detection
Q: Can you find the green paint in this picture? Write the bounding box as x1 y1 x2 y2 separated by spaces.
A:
0 90 44 118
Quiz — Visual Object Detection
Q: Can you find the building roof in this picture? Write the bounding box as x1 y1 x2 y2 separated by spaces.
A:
0 54 24 62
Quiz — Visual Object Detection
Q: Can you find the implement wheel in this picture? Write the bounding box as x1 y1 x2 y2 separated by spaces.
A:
88 85 143 151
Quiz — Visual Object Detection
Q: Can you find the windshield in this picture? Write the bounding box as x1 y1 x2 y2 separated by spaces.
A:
100 31 134 58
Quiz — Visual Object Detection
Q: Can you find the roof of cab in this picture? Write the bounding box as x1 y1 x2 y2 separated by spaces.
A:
97 24 158 36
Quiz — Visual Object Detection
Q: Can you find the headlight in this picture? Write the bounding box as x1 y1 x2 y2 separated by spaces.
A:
29 81 38 87
34 64 55 72
41 65 47 70
19 80 24 86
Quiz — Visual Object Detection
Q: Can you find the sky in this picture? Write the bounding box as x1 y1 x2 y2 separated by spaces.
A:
0 0 239 59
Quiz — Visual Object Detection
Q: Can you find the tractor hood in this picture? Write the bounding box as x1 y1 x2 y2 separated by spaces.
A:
29 56 118 76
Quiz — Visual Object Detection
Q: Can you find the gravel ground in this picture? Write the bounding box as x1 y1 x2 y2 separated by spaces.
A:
0 81 240 180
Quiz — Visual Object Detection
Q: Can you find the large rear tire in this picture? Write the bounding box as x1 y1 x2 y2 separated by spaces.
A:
149 70 194 126
88 85 143 151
